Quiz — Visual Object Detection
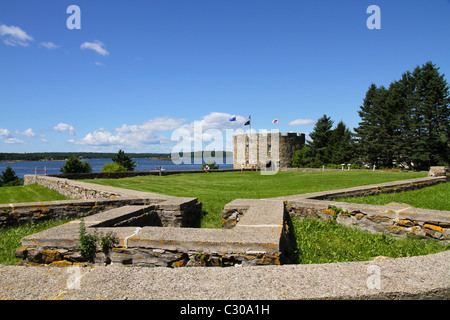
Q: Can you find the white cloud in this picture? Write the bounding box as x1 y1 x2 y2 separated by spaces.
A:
39 41 59 49
0 24 33 47
80 40 109 56
53 123 76 135
94 61 104 66
4 137 24 144
0 128 12 139
15 128 35 138
288 118 316 126
69 117 185 148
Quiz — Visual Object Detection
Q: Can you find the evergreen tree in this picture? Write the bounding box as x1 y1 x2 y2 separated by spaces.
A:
60 156 92 174
354 84 388 167
305 114 333 167
355 61 449 170
0 166 21 186
406 62 450 170
328 121 355 165
112 150 136 172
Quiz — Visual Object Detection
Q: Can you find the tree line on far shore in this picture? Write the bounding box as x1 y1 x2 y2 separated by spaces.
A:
291 61 449 171
0 150 138 185
0 152 170 162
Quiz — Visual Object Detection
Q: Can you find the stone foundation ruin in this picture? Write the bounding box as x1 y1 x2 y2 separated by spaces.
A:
4 171 448 268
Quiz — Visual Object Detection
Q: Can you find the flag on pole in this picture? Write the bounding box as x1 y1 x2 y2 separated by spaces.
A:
229 115 236 121
244 115 251 126
272 118 278 123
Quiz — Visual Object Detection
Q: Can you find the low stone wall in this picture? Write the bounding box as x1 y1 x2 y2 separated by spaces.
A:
0 198 150 229
279 176 449 242
46 168 240 180
0 196 202 230
16 199 291 267
286 200 450 242
428 166 450 178
6 175 202 230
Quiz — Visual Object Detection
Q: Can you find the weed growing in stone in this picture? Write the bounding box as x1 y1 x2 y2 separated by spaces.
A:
99 231 118 256
77 219 97 262
77 219 118 263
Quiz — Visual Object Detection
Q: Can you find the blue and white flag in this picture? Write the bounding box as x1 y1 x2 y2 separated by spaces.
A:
244 115 251 126
229 115 236 121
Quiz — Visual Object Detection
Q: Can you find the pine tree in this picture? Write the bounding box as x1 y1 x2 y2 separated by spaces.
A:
0 166 20 186
354 84 389 167
328 121 355 165
305 114 333 167
355 62 449 170
112 150 136 172
60 156 92 174
407 62 450 170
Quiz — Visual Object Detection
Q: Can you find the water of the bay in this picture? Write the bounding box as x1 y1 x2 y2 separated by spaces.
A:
0 158 234 179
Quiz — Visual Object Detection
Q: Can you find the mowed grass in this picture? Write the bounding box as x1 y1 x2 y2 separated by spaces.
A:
0 219 75 265
335 181 449 211
290 216 448 264
0 184 73 265
83 170 428 228
0 184 71 204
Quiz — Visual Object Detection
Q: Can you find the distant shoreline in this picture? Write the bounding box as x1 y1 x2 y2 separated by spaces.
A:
0 151 232 162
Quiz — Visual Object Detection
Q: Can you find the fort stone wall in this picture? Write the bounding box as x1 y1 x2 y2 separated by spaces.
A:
233 132 305 169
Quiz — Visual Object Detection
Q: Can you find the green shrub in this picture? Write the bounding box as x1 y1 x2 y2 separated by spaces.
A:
101 162 127 173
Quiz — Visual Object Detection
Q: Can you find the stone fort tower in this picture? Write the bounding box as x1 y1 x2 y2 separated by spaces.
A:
233 132 305 169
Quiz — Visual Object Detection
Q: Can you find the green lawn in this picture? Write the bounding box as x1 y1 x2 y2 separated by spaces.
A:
334 181 449 211
0 184 71 204
84 170 428 228
0 218 75 265
290 216 448 264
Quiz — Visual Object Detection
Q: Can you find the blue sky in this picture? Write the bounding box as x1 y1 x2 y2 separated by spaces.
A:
1 0 449 153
